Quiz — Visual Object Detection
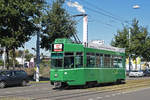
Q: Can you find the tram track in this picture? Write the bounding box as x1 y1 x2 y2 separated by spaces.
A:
32 79 150 100
31 85 150 100
1 79 150 100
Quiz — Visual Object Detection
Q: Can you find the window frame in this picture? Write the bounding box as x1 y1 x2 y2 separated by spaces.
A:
64 52 75 69
75 52 83 68
86 53 96 68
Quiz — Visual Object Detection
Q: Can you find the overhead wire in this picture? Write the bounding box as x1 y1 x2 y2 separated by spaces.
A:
65 0 121 29
72 16 84 43
78 0 124 23
87 14 115 28
65 0 120 41
75 0 131 26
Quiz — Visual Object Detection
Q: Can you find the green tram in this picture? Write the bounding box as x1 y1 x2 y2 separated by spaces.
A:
50 38 126 88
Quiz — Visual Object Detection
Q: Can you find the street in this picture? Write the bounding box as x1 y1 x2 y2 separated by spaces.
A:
0 78 150 100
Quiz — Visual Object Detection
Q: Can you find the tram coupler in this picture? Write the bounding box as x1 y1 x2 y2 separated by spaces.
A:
54 82 62 88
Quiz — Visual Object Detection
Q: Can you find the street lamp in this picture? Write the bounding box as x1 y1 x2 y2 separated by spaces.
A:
36 30 40 82
133 5 140 9
32 24 41 82
129 5 140 71
129 28 131 72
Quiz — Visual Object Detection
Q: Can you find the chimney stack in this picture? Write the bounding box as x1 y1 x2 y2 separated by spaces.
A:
83 14 88 47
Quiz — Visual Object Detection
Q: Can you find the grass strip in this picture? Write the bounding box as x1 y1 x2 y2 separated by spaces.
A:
29 81 49 84
0 97 31 100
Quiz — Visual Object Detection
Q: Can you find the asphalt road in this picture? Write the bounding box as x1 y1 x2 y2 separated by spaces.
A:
101 87 150 100
0 77 150 100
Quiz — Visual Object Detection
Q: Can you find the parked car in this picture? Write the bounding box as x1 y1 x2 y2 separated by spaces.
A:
0 70 29 88
129 70 144 77
143 69 150 76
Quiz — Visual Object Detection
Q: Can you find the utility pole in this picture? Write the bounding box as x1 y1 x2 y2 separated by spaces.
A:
3 47 6 69
23 44 26 68
36 28 40 82
129 28 131 72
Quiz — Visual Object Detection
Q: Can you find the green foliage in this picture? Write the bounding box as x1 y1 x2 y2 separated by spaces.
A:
40 59 50 67
41 0 76 50
16 49 33 61
0 0 46 49
0 0 46 68
16 50 24 57
111 26 129 56
25 49 33 62
141 37 150 62
130 19 148 58
6 58 19 67
111 19 150 61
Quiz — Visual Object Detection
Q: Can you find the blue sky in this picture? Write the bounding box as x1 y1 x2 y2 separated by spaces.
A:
25 0 150 54
64 0 150 44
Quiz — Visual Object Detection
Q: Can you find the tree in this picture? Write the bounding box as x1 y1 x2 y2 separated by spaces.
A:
111 19 150 61
25 49 33 62
16 50 24 57
111 26 129 56
0 0 46 69
129 19 149 64
41 0 76 50
141 37 150 62
16 49 33 62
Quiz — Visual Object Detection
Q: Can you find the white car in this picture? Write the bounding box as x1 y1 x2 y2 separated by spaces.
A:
129 70 144 77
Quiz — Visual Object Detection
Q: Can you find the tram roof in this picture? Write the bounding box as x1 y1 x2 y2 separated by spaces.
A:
88 42 125 53
54 38 125 53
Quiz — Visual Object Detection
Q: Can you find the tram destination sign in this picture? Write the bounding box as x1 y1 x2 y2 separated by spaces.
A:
53 44 63 52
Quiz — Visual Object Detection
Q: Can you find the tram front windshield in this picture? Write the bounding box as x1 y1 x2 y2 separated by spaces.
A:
51 53 63 68
51 53 74 69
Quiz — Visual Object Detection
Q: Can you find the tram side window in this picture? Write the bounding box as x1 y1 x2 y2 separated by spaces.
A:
96 54 103 67
75 52 83 68
113 56 118 68
86 53 95 67
64 52 74 69
100 54 103 67
111 56 114 67
104 54 111 68
96 54 100 67
113 56 123 68
118 56 123 68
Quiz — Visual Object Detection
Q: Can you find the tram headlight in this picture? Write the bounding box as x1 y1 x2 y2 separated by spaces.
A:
64 72 67 75
54 74 58 77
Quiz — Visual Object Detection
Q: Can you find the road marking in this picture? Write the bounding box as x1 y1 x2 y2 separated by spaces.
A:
122 91 127 94
121 87 150 94
15 91 21 93
105 95 110 98
5 92 11 94
111 94 116 96
97 96 103 99
116 93 121 95
88 98 94 100
23 90 31 92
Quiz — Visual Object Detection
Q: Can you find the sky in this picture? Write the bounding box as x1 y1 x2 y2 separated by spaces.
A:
25 0 150 55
